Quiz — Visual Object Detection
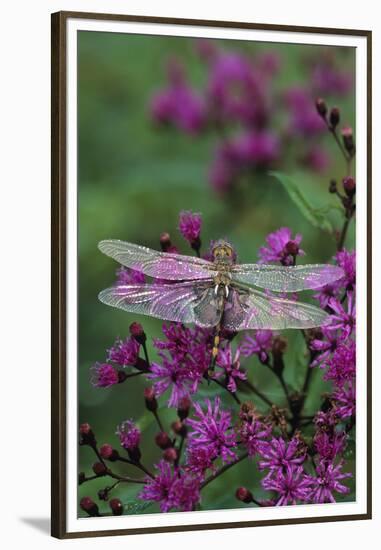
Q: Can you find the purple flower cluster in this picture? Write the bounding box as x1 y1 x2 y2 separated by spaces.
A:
258 227 305 266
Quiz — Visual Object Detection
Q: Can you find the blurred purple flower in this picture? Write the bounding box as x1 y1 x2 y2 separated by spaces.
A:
262 465 312 506
116 419 141 450
308 460 351 503
312 63 353 96
187 397 237 463
215 345 247 392
179 210 202 244
302 146 330 173
284 87 326 137
139 460 201 512
207 52 268 127
258 227 305 266
108 336 140 367
240 330 273 363
90 362 119 388
116 266 145 285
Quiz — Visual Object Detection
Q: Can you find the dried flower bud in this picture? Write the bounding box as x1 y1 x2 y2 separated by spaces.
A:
171 420 187 437
343 176 356 197
163 447 178 463
109 498 124 516
235 487 253 503
160 232 172 252
92 462 107 476
129 322 146 345
329 107 340 129
79 423 96 446
177 396 191 420
315 98 327 118
285 240 299 256
155 431 172 450
144 386 158 412
100 444 119 461
80 496 99 516
329 179 338 194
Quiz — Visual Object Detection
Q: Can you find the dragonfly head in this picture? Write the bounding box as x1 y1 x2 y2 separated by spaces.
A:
212 240 236 264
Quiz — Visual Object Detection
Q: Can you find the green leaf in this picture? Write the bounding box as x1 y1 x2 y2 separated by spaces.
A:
269 171 334 234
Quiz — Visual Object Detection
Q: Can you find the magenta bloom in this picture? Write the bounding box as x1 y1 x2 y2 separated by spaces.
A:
178 211 202 244
262 465 312 506
116 420 141 450
207 52 268 126
302 146 330 174
312 63 353 96
309 460 351 503
284 87 325 137
327 292 356 338
187 397 237 463
139 460 201 512
314 431 347 461
240 330 274 363
335 249 356 290
116 266 145 285
258 227 305 266
324 340 356 385
228 131 280 166
185 445 216 475
208 151 236 194
239 417 271 457
258 436 306 476
108 337 140 367
90 362 119 388
215 345 247 392
332 381 356 419
310 328 339 368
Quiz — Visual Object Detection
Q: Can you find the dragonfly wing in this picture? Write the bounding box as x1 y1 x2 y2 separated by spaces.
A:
223 286 330 330
193 287 223 328
99 240 215 281
99 282 218 326
231 263 344 292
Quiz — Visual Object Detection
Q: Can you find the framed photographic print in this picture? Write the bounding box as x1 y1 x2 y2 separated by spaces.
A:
51 11 372 539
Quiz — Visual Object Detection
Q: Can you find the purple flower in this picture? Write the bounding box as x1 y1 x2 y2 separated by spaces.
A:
208 151 236 194
258 227 305 266
215 345 247 392
150 60 206 134
207 52 268 127
312 62 353 96
314 431 347 461
302 146 330 174
154 323 211 361
139 460 201 512
116 266 145 285
335 249 356 290
324 340 356 385
228 131 280 166
326 292 355 338
240 330 273 363
308 460 351 503
309 328 339 368
90 362 119 388
239 417 271 457
262 465 312 506
108 337 140 367
185 445 216 475
187 397 237 463
116 420 141 450
284 87 326 137
258 436 306 476
332 381 356 419
148 354 203 408
178 210 202 244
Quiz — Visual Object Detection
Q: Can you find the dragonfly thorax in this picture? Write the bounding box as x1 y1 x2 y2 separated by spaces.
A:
212 240 236 265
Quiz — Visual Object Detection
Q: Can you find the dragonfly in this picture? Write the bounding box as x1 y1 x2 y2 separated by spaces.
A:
98 239 344 361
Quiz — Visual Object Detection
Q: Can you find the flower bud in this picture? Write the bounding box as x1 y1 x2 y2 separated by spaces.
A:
79 423 96 446
80 496 99 516
92 462 107 476
177 396 191 420
109 498 124 516
285 240 299 256
163 447 178 463
144 386 158 412
329 107 340 129
315 98 327 118
100 444 119 461
160 232 172 252
235 487 253 504
343 176 356 197
155 431 172 450
329 179 337 194
98 488 109 501
171 420 187 437
129 322 146 345
117 370 128 383
341 126 355 156
78 472 86 485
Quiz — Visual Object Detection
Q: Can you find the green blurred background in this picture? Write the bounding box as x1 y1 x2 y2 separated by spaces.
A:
78 31 355 515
